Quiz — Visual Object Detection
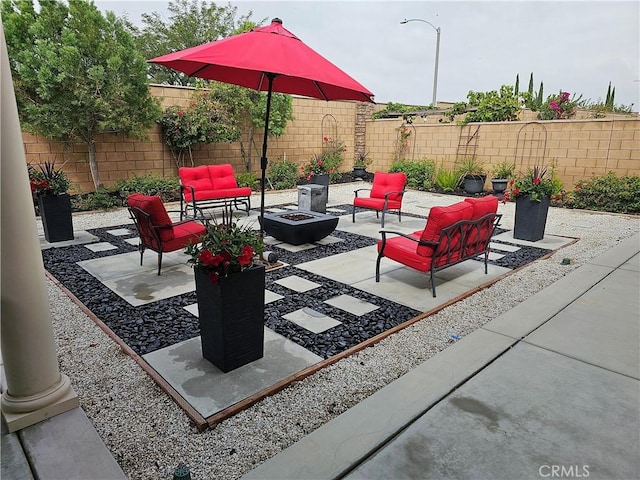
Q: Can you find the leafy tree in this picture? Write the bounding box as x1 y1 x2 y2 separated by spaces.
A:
135 1 290 171
135 0 261 86
158 80 293 171
2 0 161 189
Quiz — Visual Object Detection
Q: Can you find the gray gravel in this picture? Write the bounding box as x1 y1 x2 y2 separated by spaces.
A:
45 183 639 479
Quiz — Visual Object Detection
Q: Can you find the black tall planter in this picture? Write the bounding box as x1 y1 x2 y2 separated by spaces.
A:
310 173 329 196
514 195 550 242
194 264 265 373
37 194 74 242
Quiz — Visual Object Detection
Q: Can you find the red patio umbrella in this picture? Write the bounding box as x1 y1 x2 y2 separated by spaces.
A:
148 18 374 225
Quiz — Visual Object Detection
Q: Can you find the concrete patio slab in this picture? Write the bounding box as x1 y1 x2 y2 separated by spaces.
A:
344 342 640 480
353 260 510 312
142 328 322 418
17 408 126 480
525 267 640 379
483 263 617 340
241 328 516 480
324 294 379 316
492 230 574 250
283 308 342 333
38 230 99 249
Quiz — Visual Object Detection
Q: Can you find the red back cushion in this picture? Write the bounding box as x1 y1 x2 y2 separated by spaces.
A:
209 164 239 190
371 172 407 202
127 193 174 241
464 196 499 248
179 166 212 195
417 201 473 256
464 196 498 219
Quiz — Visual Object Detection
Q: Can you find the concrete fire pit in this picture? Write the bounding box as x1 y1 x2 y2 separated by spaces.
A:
260 211 338 245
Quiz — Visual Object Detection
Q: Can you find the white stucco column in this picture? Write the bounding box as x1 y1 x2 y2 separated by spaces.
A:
1 21 78 432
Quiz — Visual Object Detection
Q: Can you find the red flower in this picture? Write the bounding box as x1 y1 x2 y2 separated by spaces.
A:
512 188 520 196
208 271 219 284
533 178 541 185
199 250 215 266
238 246 254 266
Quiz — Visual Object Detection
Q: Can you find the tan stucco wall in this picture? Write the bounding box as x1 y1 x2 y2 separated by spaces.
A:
364 117 639 191
22 84 639 194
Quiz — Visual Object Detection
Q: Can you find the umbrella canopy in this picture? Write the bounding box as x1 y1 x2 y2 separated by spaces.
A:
148 18 374 233
149 18 374 103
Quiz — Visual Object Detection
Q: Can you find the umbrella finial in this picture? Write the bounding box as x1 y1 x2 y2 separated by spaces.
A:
271 17 283 24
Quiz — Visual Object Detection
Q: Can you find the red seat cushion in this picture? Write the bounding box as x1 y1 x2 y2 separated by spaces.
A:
162 221 206 251
370 172 407 202
417 202 474 256
377 232 433 272
127 193 174 241
353 197 402 211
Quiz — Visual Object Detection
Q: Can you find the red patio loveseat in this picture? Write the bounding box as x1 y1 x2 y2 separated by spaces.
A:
375 196 501 297
179 164 252 219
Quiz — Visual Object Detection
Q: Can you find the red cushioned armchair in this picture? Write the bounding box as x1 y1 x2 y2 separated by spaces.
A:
375 196 501 297
127 193 207 275
353 172 407 228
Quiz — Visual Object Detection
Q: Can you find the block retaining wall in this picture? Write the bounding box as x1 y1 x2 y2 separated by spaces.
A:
22 84 639 194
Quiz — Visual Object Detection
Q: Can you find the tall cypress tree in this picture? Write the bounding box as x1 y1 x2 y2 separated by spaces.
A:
605 82 612 109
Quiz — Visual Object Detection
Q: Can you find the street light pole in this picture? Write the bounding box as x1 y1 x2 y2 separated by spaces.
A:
401 18 441 108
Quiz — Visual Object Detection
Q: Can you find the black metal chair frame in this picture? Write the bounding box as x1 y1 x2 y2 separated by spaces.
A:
376 213 502 297
352 188 406 228
128 206 202 275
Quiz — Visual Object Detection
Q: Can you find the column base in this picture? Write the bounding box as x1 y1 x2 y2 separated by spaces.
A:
2 374 79 433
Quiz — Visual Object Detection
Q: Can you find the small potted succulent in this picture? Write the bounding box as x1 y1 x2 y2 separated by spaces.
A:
457 158 486 194
490 161 515 197
352 151 373 179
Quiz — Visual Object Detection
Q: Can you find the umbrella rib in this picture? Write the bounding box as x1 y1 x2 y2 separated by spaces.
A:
313 81 330 101
188 64 210 78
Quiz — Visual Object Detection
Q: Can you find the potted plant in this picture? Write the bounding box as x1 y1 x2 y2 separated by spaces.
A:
29 160 74 242
301 137 346 190
503 166 554 241
185 219 266 372
457 158 486 194
490 161 515 196
352 151 373 179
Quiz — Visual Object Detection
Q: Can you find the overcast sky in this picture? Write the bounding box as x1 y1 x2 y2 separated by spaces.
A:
95 0 639 110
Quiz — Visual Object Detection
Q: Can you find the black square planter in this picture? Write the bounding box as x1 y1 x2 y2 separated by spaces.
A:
38 194 74 242
514 195 550 242
194 265 265 373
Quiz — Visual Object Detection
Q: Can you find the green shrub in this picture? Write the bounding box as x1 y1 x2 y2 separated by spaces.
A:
570 172 640 214
235 171 259 190
434 167 460 192
72 188 120 211
389 159 436 190
115 174 180 202
268 157 299 190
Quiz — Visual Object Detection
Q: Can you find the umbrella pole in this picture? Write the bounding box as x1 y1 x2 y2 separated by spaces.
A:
259 74 275 240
